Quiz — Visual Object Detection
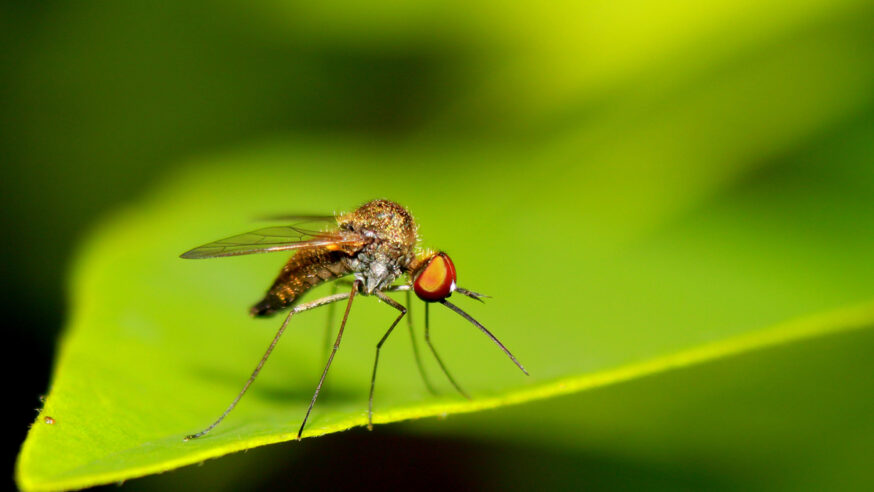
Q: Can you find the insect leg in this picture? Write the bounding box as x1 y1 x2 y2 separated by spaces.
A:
322 281 340 361
379 283 437 393
406 289 437 395
424 303 471 400
298 279 362 439
184 291 352 441
440 299 528 375
367 291 407 430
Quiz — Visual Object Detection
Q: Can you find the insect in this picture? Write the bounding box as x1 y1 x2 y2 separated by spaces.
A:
181 199 527 441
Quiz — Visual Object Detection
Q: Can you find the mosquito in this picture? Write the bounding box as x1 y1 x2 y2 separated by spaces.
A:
181 199 527 441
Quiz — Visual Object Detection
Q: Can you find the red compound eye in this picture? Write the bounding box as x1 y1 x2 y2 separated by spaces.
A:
413 253 456 302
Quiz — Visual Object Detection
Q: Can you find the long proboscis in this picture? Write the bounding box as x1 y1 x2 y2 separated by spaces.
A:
439 298 528 375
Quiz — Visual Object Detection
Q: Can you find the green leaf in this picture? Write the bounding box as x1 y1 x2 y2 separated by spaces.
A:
15 1 874 488
406 321 874 490
15 128 874 490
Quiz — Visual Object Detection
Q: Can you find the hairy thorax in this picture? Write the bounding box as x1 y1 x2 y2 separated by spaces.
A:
338 199 418 294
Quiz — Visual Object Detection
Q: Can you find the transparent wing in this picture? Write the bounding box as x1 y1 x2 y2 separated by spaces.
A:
254 214 337 223
180 225 367 259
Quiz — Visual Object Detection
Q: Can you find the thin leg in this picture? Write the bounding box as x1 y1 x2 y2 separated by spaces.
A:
184 291 352 441
407 289 437 396
322 281 340 361
440 299 528 375
367 291 407 430
298 280 361 439
425 303 471 400
322 279 356 360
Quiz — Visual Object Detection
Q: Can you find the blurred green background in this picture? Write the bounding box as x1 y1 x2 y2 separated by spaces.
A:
5 1 874 490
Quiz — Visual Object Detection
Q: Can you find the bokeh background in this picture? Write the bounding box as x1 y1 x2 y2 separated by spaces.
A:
5 1 874 490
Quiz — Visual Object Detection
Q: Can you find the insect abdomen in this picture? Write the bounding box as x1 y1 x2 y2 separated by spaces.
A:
250 249 351 317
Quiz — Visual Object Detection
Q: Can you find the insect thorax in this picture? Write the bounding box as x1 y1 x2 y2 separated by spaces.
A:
337 199 418 294
346 242 414 294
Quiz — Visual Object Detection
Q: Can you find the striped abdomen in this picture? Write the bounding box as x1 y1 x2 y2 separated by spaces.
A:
250 248 352 317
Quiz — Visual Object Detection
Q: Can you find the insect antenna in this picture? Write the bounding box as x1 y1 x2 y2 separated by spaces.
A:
455 287 489 303
439 299 528 375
